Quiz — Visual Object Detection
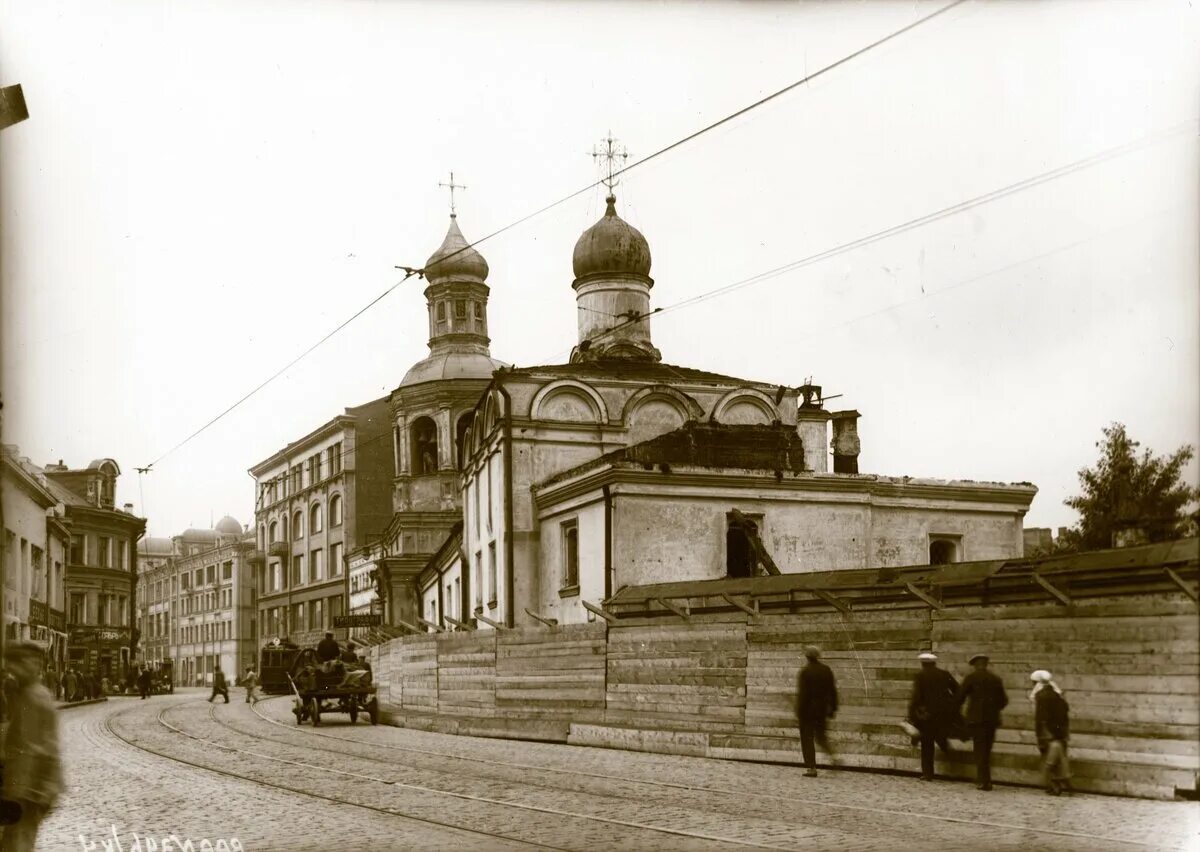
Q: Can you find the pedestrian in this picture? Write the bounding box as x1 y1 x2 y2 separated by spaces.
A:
957 653 1008 791
208 666 230 703
1 642 63 852
61 668 77 704
137 667 152 700
339 641 359 665
796 646 838 777
1030 670 1072 795
907 652 960 781
243 667 260 704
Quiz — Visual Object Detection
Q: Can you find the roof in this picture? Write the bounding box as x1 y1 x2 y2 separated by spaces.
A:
138 537 175 556
400 351 507 388
605 537 1199 616
539 422 804 489
504 359 773 387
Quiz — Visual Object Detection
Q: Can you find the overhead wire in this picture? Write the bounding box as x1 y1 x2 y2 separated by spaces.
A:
574 121 1196 355
138 0 967 471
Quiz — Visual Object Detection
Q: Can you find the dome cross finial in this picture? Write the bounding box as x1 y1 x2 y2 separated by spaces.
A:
438 170 467 216
590 132 629 193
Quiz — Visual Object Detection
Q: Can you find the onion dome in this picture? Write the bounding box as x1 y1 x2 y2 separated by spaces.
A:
572 195 651 280
424 215 489 283
214 515 243 535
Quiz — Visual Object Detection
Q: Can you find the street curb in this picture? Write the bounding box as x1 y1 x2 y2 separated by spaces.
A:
56 698 108 709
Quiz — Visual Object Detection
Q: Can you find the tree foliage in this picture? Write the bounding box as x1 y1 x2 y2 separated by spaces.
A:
1061 423 1198 551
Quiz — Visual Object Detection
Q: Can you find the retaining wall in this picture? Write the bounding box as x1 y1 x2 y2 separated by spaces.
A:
367 583 1198 800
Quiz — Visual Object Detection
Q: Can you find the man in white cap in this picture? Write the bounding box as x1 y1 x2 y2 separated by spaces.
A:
907 652 959 781
1030 670 1071 795
957 653 1008 791
796 646 838 777
1 641 63 851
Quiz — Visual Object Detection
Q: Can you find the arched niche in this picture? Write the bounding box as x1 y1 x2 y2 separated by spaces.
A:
712 389 777 425
622 386 700 446
410 416 439 475
531 380 607 424
456 412 475 470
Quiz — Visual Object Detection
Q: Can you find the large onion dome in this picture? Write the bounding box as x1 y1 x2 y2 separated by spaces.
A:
572 195 651 280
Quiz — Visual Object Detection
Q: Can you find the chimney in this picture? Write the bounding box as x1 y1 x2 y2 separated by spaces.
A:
795 383 831 473
831 410 861 474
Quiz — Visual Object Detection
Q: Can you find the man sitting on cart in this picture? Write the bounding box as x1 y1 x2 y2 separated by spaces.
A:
316 633 340 663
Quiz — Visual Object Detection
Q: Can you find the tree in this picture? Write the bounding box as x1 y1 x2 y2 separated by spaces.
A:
1061 423 1198 551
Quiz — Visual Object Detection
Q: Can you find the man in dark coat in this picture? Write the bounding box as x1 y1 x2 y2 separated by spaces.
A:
316 632 340 663
796 646 838 777
1030 669 1071 795
62 668 78 704
2 642 63 852
137 667 152 700
908 652 960 781
208 666 230 703
957 653 1008 790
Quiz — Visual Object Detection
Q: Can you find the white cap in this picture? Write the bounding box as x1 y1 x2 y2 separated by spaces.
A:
1030 669 1052 683
918 652 938 661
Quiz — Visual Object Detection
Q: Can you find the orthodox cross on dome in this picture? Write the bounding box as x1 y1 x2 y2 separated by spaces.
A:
590 132 629 192
438 171 467 216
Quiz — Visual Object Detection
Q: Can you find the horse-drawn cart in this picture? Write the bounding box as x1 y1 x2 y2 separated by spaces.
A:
287 649 379 727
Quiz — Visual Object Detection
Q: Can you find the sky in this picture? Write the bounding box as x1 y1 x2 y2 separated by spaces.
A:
2 0 1198 541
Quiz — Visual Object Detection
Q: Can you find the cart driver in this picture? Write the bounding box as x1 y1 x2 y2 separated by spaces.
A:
316 632 340 663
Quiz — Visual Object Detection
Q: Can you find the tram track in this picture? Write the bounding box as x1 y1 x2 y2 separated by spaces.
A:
245 696 1171 850
110 697 804 851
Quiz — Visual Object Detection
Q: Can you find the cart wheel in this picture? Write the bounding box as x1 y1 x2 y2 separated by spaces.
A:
368 698 379 726
309 697 321 727
349 705 359 724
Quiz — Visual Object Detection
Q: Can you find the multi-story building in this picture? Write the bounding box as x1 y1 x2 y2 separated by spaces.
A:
39 458 145 682
249 400 393 648
134 519 257 686
135 535 175 669
1 445 71 668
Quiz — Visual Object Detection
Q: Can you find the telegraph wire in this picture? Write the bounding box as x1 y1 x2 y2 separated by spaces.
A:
138 2 963 471
577 121 1197 353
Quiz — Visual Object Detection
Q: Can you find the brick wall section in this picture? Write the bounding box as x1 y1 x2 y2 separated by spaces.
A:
496 624 606 721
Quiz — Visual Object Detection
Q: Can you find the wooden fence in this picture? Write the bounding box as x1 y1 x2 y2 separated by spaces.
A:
365 541 1198 800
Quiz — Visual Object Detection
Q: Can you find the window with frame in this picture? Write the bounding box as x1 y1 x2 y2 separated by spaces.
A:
292 554 305 587
329 443 343 475
97 594 109 626
561 520 579 589
474 551 483 608
329 494 343 526
206 564 215 584
98 536 111 568
70 534 85 564
929 536 961 565
310 503 323 533
222 561 232 580
292 511 304 540
454 299 467 319
311 548 324 581
69 593 85 624
116 541 126 571
329 543 342 577
269 521 278 544
290 466 302 494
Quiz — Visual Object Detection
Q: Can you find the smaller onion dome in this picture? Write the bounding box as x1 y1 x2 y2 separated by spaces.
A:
572 195 651 280
214 515 242 535
424 215 489 283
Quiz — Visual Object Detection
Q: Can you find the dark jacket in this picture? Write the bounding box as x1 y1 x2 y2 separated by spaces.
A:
796 660 838 721
1034 689 1070 743
908 666 960 731
958 669 1009 727
316 637 341 662
213 670 228 690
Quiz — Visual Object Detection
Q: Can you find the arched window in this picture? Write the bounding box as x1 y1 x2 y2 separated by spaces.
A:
330 494 343 527
929 538 958 565
268 521 278 544
310 503 323 534
259 524 266 549
410 416 438 475
292 511 304 541
456 413 474 470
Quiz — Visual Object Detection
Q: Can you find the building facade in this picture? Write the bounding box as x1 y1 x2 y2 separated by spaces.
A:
1 445 71 667
134 520 257 685
39 458 145 683
249 399 393 648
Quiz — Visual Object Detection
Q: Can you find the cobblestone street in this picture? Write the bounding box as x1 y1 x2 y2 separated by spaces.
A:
24 690 1197 851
